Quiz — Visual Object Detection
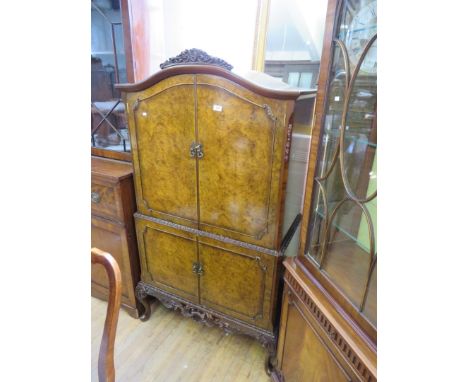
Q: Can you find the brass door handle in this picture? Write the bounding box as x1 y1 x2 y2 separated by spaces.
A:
91 192 101 204
192 262 204 275
189 142 204 158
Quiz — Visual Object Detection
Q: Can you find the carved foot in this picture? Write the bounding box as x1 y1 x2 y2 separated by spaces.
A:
265 352 277 376
269 366 284 382
139 298 152 321
261 339 277 376
265 346 284 381
135 282 153 321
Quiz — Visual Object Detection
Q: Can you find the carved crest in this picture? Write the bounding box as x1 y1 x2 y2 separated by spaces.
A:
160 48 233 71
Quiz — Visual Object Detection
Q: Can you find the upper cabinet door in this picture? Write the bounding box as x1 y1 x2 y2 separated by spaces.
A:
127 75 199 226
195 75 287 248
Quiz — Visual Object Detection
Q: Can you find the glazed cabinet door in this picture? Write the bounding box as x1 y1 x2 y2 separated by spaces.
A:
198 241 274 330
196 75 287 248
127 75 198 227
135 216 199 303
301 0 377 337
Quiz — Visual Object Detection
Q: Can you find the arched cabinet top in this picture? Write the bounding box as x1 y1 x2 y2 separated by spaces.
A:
115 64 308 100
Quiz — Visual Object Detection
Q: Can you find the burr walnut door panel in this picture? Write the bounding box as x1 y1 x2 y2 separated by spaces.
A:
281 294 351 382
129 76 198 227
198 242 274 330
135 217 199 303
196 77 285 248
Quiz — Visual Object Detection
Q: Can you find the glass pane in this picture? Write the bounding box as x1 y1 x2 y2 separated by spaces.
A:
114 23 127 84
307 157 347 262
340 0 377 73
264 0 328 89
305 0 377 324
321 201 372 307
362 261 377 326
342 38 377 199
315 43 347 177
91 0 130 153
288 72 300 86
307 181 327 261
299 72 313 88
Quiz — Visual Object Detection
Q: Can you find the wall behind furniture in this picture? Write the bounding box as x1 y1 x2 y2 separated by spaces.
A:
128 0 259 80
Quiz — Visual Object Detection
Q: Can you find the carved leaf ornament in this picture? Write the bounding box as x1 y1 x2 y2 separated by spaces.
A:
160 48 234 71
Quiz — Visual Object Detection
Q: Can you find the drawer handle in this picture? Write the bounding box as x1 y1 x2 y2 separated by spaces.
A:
91 192 101 204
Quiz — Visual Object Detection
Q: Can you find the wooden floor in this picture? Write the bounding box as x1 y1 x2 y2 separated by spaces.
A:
91 297 271 382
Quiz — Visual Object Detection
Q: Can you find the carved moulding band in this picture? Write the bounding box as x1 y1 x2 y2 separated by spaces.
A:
136 281 276 353
134 212 279 256
160 48 233 71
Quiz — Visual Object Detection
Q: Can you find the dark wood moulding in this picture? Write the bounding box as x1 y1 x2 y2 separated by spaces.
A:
115 64 307 100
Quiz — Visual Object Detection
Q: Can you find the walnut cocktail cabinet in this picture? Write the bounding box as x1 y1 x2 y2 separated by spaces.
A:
91 156 142 318
116 49 303 358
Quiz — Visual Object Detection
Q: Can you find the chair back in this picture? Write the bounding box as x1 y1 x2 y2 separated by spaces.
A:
92 248 122 382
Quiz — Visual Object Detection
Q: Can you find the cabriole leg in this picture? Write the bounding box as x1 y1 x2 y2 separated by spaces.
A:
135 282 153 321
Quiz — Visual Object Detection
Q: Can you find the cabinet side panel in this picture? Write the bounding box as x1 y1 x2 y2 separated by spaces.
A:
282 298 350 382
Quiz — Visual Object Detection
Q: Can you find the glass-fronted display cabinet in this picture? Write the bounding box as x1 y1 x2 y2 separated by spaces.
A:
91 0 133 160
302 0 377 331
272 1 376 380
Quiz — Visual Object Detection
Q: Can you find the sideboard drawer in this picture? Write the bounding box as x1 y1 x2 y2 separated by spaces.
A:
91 179 121 222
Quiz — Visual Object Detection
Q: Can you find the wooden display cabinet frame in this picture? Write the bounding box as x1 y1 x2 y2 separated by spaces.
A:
91 0 135 162
294 0 377 345
270 1 377 378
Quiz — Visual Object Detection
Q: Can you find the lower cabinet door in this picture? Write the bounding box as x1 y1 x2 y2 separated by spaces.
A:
280 292 351 382
135 217 199 303
198 242 273 330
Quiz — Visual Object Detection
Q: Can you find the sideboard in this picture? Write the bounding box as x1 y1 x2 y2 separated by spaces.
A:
91 156 142 318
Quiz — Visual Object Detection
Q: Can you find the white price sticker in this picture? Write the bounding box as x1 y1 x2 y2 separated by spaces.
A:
213 104 223 112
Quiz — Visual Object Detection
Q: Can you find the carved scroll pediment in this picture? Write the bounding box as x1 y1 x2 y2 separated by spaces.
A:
160 48 233 71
